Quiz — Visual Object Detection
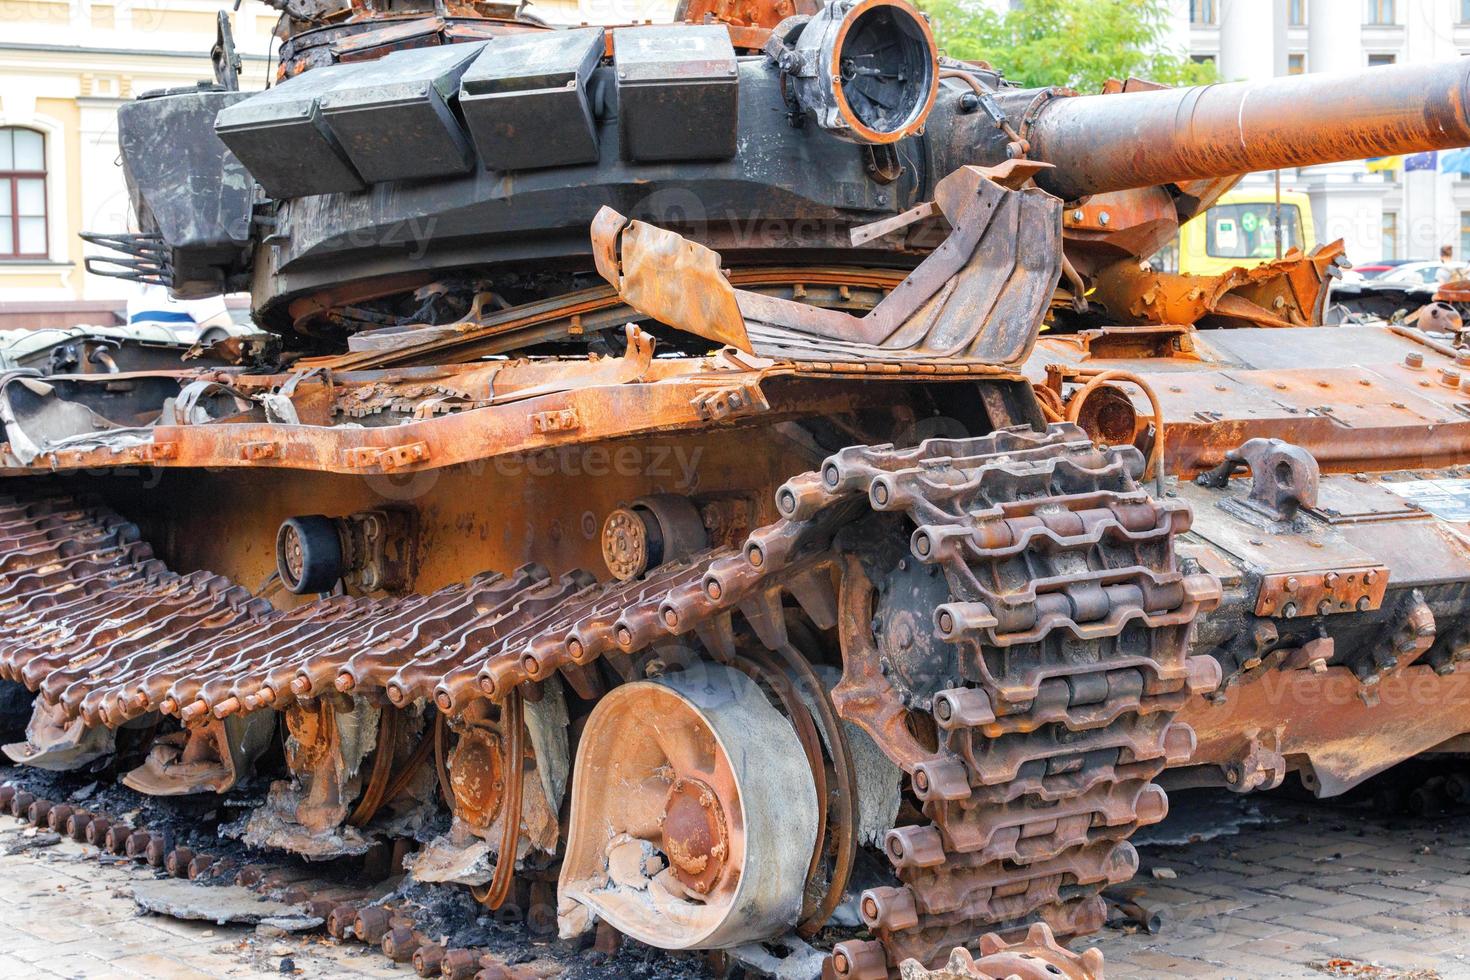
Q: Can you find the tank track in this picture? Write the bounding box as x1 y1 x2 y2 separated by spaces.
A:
811 429 1222 974
0 424 1219 974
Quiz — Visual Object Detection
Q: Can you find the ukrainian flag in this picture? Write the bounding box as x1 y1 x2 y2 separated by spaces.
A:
1365 155 1404 172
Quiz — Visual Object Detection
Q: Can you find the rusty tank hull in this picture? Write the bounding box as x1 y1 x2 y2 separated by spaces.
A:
9 1 1470 976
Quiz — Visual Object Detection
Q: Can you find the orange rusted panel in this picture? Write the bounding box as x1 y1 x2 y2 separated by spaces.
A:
1084 244 1343 331
1180 665 1470 797
1255 566 1389 619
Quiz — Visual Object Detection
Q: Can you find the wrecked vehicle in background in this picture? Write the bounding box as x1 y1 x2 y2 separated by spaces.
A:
0 322 271 375
1328 262 1470 332
3 0 1470 975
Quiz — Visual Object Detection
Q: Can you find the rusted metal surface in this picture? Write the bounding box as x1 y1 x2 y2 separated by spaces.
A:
1030 324 1470 479
268 1 540 78
594 165 1062 365
1254 568 1388 620
1056 184 1186 265
0 359 912 477
1027 58 1470 200
1082 244 1345 330
595 215 752 352
1177 664 1470 798
674 0 819 29
893 924 1104 980
1194 436 1320 523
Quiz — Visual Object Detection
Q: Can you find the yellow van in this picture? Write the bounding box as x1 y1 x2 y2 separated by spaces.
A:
1165 188 1317 276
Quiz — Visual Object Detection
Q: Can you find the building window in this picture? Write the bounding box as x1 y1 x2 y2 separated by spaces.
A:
0 128 47 260
1382 211 1400 261
1288 53 1306 74
1368 53 1397 66
1191 0 1217 25
1289 0 1305 25
1460 212 1470 259
1192 54 1217 67
1365 0 1396 24
1462 0 1470 23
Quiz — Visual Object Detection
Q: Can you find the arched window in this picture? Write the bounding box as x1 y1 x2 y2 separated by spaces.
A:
0 128 47 259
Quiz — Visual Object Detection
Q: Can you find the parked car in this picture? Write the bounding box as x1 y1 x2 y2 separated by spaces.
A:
1376 261 1470 285
1352 259 1419 278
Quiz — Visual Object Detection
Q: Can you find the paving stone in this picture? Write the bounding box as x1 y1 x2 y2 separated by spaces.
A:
1354 912 1452 938
0 828 410 978
1269 883 1364 907
1343 882 1440 905
1261 913 1369 941
1093 791 1470 978
1321 897 1404 919
1231 870 1303 888
1211 915 1292 939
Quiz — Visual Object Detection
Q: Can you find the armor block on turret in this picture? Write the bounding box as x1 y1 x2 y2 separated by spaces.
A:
214 62 368 199
614 25 739 163
317 43 483 184
459 28 605 173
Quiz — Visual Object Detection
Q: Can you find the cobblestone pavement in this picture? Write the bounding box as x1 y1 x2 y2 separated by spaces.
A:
1096 787 1470 980
0 822 410 979
1 787 1469 978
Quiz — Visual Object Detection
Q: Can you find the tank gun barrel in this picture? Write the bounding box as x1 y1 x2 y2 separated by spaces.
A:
1025 59 1470 201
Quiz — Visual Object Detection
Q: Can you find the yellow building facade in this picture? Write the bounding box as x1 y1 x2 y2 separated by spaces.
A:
0 0 278 306
0 0 679 315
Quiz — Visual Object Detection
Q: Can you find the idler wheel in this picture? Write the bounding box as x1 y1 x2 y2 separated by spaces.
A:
275 515 344 595
558 663 817 949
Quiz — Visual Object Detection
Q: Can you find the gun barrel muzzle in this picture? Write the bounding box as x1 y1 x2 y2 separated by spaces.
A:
1027 58 1470 201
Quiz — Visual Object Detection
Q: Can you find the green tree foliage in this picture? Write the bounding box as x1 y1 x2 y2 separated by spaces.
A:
921 0 1217 93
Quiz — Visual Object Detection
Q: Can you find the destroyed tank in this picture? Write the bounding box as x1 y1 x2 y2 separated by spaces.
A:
7 0 1470 975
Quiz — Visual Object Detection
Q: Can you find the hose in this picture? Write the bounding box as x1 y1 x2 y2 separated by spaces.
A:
1033 383 1066 423
1065 368 1167 497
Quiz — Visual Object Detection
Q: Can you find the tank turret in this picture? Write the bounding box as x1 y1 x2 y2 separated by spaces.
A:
88 1 1470 346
